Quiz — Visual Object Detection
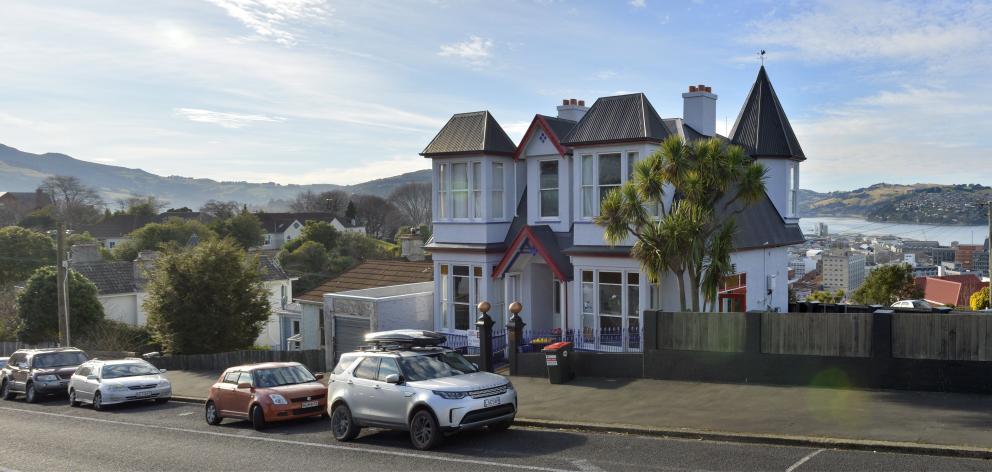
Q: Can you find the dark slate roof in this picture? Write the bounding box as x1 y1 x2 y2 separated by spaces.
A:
257 254 290 281
296 260 433 303
421 111 516 157
527 225 574 280
254 212 336 233
71 261 136 295
729 66 806 160
562 93 675 145
714 188 805 250
540 115 577 140
78 214 154 238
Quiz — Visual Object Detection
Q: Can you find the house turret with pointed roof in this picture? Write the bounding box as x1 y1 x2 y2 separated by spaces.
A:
730 66 806 223
422 67 806 341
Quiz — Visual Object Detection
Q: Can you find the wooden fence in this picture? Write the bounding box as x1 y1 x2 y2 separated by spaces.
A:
658 312 746 352
0 341 58 357
893 313 992 361
148 349 327 373
762 312 872 358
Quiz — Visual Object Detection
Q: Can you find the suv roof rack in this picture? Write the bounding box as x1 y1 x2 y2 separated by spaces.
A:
361 330 447 350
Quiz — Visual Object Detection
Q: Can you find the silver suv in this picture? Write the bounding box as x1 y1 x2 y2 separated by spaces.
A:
327 330 516 450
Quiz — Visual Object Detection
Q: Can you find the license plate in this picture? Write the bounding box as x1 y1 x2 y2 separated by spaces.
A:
302 400 319 409
136 391 152 397
483 397 501 408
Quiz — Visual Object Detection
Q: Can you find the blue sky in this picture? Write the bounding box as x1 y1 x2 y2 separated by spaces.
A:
1 0 989 192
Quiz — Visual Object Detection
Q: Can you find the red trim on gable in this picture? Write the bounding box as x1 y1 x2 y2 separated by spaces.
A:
512 115 569 160
492 226 569 281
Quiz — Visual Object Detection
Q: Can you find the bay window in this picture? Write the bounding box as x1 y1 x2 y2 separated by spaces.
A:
438 263 484 331
581 155 594 217
598 153 621 203
471 162 482 218
437 164 447 219
539 160 559 218
491 162 504 219
788 164 799 217
579 269 643 350
451 163 468 218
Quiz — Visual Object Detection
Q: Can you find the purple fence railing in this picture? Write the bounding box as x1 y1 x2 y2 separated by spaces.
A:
439 330 508 360
520 327 642 353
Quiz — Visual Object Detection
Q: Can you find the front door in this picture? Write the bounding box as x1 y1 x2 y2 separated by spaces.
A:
505 273 521 309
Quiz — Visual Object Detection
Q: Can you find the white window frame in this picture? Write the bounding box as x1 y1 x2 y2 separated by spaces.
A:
491 162 505 219
577 268 644 351
578 149 640 220
538 159 560 219
438 263 483 332
789 163 800 217
435 159 486 222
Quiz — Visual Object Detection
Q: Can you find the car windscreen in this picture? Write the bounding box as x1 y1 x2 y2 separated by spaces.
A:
399 352 478 382
253 365 316 388
101 363 160 379
33 352 88 368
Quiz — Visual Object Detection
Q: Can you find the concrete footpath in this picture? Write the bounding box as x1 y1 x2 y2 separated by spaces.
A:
164 370 992 458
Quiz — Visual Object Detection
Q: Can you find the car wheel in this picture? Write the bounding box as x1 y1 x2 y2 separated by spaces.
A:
409 409 443 450
24 383 37 403
205 401 222 426
250 405 267 431
488 418 513 432
0 380 13 401
93 391 104 411
330 403 360 442
69 389 80 408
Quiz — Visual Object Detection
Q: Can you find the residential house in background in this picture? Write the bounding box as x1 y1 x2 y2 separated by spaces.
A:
422 66 805 351
821 251 866 295
255 212 365 250
78 214 154 249
68 244 297 351
0 189 51 224
293 259 433 363
915 274 985 307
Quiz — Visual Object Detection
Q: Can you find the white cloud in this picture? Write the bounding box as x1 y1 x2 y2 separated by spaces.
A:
174 108 286 128
594 70 618 80
629 0 646 8
438 36 493 66
203 0 332 45
231 156 430 186
502 120 531 143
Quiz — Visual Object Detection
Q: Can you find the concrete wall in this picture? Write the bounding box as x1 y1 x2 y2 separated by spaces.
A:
99 293 140 326
730 247 790 312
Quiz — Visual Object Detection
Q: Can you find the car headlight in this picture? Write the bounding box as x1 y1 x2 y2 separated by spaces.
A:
505 381 514 391
107 384 127 392
35 374 59 382
433 390 468 400
158 380 171 388
269 394 288 405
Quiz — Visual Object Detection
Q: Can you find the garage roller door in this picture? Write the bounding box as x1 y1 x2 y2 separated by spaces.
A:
334 315 371 360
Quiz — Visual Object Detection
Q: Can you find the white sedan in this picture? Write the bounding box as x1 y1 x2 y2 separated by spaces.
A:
68 359 172 410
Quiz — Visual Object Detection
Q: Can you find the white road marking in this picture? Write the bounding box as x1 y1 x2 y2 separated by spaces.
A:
570 459 605 472
177 412 193 416
0 406 572 472
785 449 825 472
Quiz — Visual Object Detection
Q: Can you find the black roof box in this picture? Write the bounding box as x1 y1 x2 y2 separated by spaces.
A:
363 330 446 347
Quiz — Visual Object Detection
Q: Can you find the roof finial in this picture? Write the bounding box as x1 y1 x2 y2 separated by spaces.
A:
759 49 766 66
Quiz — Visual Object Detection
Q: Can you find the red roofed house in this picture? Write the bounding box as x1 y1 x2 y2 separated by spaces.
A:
915 275 985 307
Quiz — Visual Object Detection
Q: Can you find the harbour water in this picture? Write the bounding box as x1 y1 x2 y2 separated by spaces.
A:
801 216 989 246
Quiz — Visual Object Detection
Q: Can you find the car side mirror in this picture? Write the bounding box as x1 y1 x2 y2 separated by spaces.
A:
159 369 167 374
237 382 252 390
314 373 324 380
384 374 402 384
86 375 99 381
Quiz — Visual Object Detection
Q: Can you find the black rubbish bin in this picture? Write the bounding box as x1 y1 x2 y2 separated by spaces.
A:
542 342 574 384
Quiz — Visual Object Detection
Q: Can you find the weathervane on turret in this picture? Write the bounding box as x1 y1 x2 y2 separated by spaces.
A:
759 49 766 66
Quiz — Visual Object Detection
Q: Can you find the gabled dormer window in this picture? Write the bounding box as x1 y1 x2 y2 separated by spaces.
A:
540 160 559 218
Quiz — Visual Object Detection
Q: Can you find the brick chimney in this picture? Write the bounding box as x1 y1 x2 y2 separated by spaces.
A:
682 84 717 136
133 250 160 289
557 98 589 122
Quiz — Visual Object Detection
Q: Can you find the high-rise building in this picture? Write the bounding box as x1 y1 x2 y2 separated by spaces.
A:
821 251 867 295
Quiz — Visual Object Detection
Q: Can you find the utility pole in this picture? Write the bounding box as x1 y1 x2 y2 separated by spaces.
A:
988 201 991 310
56 223 67 346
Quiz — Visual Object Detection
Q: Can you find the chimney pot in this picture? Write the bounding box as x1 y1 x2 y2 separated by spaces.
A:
689 86 697 92
704 86 712 93
570 98 577 105
562 99 569 105
698 84 705 90
578 100 585 106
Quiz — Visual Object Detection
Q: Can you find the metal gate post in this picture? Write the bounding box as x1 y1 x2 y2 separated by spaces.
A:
506 302 526 376
476 301 495 373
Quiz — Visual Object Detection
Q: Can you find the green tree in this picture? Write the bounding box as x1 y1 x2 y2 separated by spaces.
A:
0 227 55 286
299 220 340 251
15 266 105 344
212 212 265 249
971 287 990 311
345 201 357 221
17 207 56 231
596 136 767 312
144 239 270 354
114 196 165 218
279 240 330 275
0 286 18 341
112 217 217 261
808 290 845 304
851 263 922 305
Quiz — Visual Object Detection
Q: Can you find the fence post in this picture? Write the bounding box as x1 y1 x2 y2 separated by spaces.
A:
745 310 763 354
476 301 495 373
871 309 894 359
642 310 658 351
506 302 525 376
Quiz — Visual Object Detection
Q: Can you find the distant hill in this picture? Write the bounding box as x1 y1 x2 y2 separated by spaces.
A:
799 183 992 225
0 144 430 209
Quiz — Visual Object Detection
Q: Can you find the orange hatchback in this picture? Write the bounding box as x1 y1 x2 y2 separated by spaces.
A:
205 362 327 430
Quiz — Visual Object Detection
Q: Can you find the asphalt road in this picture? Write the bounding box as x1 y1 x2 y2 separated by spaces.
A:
0 398 989 472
